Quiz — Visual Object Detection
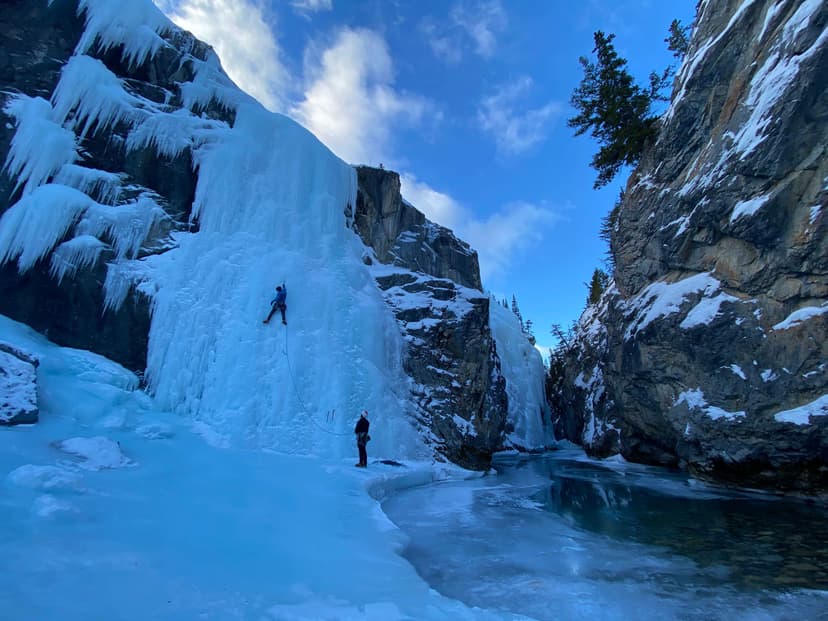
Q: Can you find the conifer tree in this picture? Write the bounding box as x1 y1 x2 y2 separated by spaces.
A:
511 295 524 329
568 31 661 188
586 268 609 306
666 19 691 59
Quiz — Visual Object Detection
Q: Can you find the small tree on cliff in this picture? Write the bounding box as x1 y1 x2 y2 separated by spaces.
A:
666 19 692 59
568 31 662 188
586 268 609 306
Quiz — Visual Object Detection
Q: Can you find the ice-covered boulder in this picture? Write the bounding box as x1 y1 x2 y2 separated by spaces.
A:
0 341 39 425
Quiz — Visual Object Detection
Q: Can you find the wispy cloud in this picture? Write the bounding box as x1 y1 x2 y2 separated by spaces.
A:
420 0 507 62
291 0 333 17
291 28 431 165
158 0 289 112
478 76 561 155
400 174 559 281
451 0 506 58
419 19 463 64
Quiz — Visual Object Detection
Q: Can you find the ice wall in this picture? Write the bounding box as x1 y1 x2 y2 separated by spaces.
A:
143 103 423 459
489 301 553 450
0 0 426 461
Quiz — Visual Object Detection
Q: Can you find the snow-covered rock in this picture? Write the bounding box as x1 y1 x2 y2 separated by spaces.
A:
0 341 39 424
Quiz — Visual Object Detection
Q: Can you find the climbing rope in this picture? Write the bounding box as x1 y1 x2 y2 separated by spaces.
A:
282 324 351 437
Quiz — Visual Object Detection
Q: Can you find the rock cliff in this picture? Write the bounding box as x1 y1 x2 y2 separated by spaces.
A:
353 166 509 468
557 0 828 494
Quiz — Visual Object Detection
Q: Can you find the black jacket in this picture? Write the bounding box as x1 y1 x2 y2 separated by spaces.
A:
354 416 369 434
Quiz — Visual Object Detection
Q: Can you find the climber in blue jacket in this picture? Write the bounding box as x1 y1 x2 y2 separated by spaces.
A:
263 283 287 325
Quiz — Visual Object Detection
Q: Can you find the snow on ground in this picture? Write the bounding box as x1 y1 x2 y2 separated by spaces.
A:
0 314 527 620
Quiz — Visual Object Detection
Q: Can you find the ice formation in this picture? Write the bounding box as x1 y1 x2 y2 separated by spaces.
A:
0 0 548 462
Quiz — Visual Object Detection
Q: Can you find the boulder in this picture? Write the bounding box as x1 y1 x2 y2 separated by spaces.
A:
0 342 39 425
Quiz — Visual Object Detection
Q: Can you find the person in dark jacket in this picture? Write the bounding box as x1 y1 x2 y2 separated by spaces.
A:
354 410 370 467
263 283 287 325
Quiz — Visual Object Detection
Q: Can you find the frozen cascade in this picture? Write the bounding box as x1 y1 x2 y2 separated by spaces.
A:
143 103 424 459
0 0 548 465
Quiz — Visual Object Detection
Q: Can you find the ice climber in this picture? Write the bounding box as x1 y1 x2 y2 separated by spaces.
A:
263 283 287 325
354 410 370 467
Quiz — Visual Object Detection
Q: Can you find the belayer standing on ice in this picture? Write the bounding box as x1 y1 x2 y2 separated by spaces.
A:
354 410 370 468
263 283 287 325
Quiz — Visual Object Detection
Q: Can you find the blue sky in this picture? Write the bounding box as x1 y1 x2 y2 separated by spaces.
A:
154 0 696 355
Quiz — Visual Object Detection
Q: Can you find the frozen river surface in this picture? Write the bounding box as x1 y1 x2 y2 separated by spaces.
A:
382 451 828 621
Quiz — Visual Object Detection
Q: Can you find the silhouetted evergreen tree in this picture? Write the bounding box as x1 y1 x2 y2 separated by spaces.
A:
586 268 609 306
568 31 666 188
666 19 691 59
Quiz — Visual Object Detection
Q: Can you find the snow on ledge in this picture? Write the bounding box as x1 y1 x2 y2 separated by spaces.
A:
676 388 746 421
730 193 771 223
772 304 828 330
773 394 828 425
680 291 739 329
624 272 722 339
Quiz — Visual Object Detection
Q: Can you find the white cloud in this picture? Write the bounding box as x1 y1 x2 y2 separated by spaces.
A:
291 0 333 16
400 174 559 282
400 174 465 233
291 29 430 165
157 0 289 112
419 19 463 64
450 0 507 58
420 0 506 62
478 76 561 155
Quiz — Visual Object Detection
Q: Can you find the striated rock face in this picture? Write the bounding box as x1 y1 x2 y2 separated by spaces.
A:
353 167 509 468
558 0 828 494
0 342 39 425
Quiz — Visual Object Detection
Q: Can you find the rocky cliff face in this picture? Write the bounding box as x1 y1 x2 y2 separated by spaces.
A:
353 166 509 468
0 0 513 468
0 0 204 370
557 0 828 494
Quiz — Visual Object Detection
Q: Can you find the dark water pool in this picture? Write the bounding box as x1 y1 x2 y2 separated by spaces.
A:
382 450 828 621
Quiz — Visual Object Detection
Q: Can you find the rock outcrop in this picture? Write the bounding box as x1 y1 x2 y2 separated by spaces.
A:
557 0 828 494
0 342 39 425
353 167 509 468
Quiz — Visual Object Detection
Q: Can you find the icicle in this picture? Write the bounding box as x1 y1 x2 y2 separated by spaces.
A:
51 55 142 138
75 0 172 68
179 51 251 116
0 184 96 273
126 109 228 159
2 95 77 196
103 258 153 313
49 235 108 284
53 164 123 205
78 194 167 260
